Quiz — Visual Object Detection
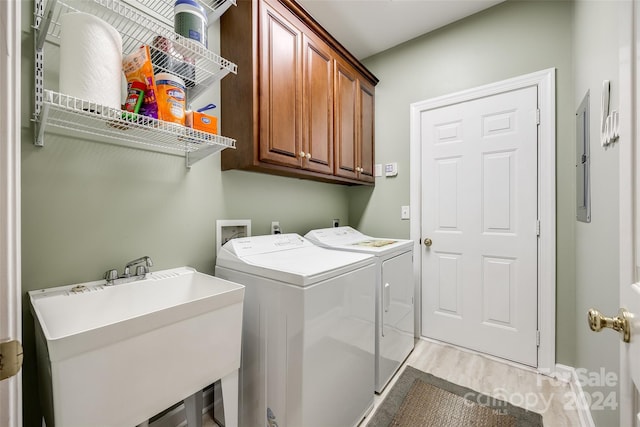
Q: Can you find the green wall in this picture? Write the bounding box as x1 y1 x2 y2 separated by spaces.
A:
20 4 348 425
353 0 576 365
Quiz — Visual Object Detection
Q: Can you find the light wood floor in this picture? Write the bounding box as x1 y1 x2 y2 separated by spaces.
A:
360 338 581 426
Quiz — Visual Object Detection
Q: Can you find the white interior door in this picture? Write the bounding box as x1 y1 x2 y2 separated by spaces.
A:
421 85 538 367
617 1 640 425
0 0 22 425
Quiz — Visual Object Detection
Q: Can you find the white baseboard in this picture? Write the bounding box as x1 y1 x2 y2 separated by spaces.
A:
555 364 596 427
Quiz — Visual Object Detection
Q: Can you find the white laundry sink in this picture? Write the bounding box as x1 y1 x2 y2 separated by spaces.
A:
29 266 244 427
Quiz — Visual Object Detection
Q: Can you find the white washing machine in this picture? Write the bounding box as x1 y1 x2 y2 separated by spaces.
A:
215 233 376 427
305 226 414 393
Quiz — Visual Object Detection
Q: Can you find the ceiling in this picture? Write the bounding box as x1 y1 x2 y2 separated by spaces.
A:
296 0 505 60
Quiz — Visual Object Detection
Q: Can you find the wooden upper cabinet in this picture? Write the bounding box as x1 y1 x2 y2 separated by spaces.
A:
221 0 378 185
259 1 303 168
358 78 375 183
302 33 334 175
334 58 358 181
335 58 375 183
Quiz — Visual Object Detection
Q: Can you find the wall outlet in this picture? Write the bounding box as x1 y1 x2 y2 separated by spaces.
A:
271 221 281 234
401 205 410 220
332 219 340 227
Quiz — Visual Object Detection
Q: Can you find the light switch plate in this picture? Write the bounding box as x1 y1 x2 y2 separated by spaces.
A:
401 205 410 220
374 164 382 177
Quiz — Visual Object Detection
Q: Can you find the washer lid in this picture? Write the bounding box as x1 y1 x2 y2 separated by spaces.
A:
305 227 413 255
216 233 374 286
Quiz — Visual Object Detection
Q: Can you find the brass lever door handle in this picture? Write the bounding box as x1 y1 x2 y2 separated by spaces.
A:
588 308 631 343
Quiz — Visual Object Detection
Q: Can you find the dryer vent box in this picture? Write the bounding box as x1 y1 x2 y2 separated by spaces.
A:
216 220 251 254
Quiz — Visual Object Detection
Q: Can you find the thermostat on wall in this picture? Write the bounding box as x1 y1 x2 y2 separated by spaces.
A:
385 162 398 177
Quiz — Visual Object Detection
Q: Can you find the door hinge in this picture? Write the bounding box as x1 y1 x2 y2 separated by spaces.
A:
0 340 23 381
536 220 540 236
536 109 541 125
536 330 541 347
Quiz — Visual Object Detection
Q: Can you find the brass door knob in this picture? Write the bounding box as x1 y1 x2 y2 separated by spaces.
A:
424 238 433 247
588 308 631 343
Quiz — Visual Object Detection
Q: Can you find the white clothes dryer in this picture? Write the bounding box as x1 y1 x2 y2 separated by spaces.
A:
305 226 414 393
215 233 376 427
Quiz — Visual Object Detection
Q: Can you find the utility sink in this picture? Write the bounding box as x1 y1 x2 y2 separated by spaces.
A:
29 266 245 427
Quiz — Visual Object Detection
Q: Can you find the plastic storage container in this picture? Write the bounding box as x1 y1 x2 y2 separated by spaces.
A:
174 0 208 47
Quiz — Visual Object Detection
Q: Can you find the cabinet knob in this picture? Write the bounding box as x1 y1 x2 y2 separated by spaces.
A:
305 153 311 159
299 151 306 158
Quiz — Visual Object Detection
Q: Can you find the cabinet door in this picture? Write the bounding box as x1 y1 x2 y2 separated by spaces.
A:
259 1 303 167
334 58 358 180
358 78 375 183
302 33 333 175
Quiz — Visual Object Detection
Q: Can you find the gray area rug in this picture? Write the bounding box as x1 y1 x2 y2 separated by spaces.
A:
367 366 543 427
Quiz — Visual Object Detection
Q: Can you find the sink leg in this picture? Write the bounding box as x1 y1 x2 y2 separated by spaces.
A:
221 370 239 427
185 390 203 427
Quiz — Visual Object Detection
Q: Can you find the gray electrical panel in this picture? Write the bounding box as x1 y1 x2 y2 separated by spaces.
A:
576 91 591 223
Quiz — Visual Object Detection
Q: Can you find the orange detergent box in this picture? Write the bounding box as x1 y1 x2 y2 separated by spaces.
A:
186 110 218 134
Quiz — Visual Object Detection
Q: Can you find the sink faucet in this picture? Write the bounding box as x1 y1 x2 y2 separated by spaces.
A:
123 256 154 277
104 256 153 286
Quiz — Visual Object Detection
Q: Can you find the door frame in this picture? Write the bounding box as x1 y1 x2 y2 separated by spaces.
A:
618 1 636 425
0 0 22 425
409 68 556 373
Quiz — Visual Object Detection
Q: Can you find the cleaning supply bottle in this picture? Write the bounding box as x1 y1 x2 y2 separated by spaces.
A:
123 81 146 117
155 72 186 125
